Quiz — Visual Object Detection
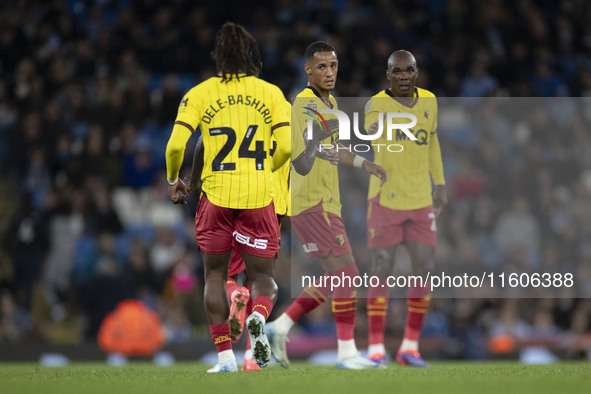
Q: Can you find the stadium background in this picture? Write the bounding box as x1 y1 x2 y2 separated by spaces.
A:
0 0 590 362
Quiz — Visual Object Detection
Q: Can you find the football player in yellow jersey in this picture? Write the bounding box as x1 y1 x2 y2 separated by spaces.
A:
187 133 290 372
164 22 291 373
266 41 387 370
364 50 447 368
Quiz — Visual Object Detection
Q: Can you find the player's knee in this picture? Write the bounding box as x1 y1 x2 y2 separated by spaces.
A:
371 249 393 278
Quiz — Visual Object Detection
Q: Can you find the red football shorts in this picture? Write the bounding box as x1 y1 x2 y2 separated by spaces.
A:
227 214 285 277
367 196 437 249
291 202 352 258
195 195 280 258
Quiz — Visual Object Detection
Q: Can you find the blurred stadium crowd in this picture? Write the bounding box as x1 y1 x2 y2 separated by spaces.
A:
1 0 591 359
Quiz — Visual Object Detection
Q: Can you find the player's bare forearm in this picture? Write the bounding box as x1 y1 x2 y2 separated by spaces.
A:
293 130 321 175
294 119 341 174
337 145 387 186
188 136 204 192
433 184 447 217
292 140 316 175
337 144 356 165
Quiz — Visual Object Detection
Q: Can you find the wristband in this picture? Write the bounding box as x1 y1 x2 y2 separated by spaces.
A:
167 177 179 185
353 156 367 168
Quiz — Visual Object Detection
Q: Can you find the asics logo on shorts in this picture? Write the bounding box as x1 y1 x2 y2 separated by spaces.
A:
302 243 319 253
233 231 268 250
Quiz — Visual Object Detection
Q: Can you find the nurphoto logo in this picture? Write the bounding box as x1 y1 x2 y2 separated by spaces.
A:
304 108 417 153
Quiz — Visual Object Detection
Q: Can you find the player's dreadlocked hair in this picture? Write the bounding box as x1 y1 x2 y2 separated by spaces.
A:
214 22 261 83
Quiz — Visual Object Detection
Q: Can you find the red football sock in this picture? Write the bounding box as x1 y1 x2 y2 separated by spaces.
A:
210 323 232 353
331 262 359 341
285 273 332 322
226 278 240 303
252 296 273 320
367 281 389 346
404 281 431 341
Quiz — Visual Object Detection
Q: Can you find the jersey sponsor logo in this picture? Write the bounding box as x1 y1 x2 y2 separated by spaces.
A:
395 128 428 145
302 242 319 253
233 230 268 250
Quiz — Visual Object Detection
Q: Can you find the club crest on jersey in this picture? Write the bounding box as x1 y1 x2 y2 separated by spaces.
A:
424 110 429 119
335 234 345 246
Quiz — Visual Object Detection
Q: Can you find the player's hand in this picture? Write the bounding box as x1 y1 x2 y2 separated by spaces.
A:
362 161 388 186
305 119 339 141
316 145 339 165
317 118 340 140
433 185 447 217
168 179 189 204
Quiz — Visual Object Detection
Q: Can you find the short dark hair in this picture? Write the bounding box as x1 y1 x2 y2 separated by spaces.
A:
214 22 261 82
305 41 336 62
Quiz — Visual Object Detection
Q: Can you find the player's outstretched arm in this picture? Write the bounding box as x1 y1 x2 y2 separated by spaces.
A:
337 145 387 186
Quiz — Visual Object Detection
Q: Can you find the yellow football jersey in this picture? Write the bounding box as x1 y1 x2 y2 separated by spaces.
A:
364 87 445 210
167 75 290 209
291 87 341 216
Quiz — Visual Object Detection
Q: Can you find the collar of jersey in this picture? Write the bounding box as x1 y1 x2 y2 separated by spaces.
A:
305 86 334 109
216 72 250 78
385 87 419 108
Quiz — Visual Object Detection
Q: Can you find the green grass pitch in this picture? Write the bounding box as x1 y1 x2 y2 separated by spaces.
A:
1 361 590 394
